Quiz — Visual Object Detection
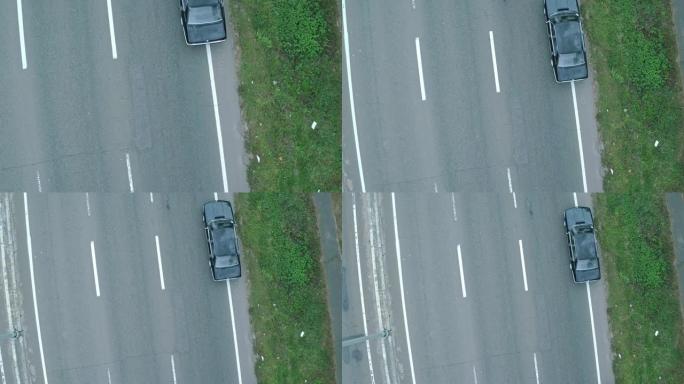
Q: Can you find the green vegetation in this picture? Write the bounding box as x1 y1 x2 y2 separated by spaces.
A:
230 0 341 191
235 193 335 383
583 0 684 381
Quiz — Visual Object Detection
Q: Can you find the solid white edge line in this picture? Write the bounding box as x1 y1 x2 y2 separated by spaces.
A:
206 44 230 193
24 193 49 384
488 31 500 93
518 239 528 291
107 368 112 384
352 198 377 383
16 0 26 69
369 197 392 383
90 241 101 297
473 365 478 384
573 192 578 207
571 81 588 193
533 352 540 384
391 193 417 384
155 236 166 290
586 282 602 384
106 0 117 59
342 0 367 192
415 37 427 101
214 192 219 201
149 192 154 203
457 244 467 298
170 354 177 384
367 199 390 383
226 282 243 384
125 153 134 193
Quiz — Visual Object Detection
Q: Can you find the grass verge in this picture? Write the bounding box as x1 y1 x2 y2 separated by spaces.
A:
235 193 335 383
229 0 341 191
583 0 684 381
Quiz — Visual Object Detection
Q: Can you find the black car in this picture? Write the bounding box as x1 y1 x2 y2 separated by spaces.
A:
544 0 588 82
564 206 600 283
203 200 240 280
180 0 227 45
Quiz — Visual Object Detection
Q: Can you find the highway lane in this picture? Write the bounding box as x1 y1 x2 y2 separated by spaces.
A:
0 0 248 192
0 193 256 384
342 192 614 383
343 0 602 193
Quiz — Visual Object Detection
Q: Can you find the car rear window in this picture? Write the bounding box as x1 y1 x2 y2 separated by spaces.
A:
188 5 222 25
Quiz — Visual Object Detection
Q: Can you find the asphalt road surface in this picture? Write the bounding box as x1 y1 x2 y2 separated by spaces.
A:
343 0 602 193
0 0 248 192
342 192 614 384
314 193 343 384
0 193 256 384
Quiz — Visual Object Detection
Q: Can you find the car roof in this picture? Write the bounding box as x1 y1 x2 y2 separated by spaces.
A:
212 225 237 257
575 232 598 260
546 0 579 14
554 20 583 54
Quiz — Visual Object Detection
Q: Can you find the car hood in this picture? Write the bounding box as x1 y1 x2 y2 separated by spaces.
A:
565 206 593 226
556 62 588 82
213 264 241 280
574 266 600 282
204 200 233 222
186 22 226 45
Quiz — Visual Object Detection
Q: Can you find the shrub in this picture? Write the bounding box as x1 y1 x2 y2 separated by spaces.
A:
273 0 328 62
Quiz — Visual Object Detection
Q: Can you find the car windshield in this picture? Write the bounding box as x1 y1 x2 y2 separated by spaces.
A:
215 254 238 268
187 5 222 25
558 52 585 67
573 224 593 234
576 258 598 271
